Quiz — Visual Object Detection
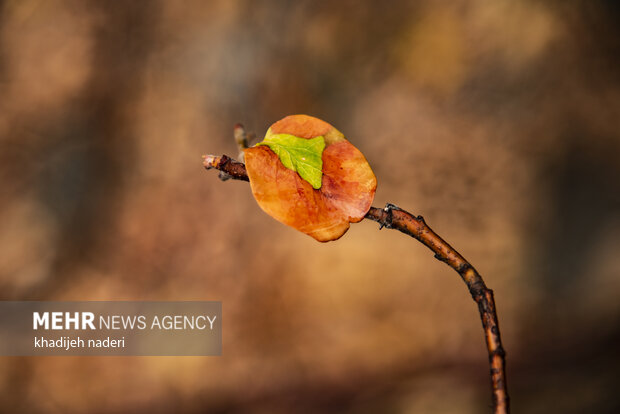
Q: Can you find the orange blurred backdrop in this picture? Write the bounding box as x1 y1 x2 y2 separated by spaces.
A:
1 1 619 412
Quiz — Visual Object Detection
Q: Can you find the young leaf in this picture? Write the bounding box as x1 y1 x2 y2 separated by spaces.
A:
244 115 377 242
257 133 325 189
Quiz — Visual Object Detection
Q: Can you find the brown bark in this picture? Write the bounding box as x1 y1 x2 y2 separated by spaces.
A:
365 205 509 413
203 154 249 182
202 154 510 414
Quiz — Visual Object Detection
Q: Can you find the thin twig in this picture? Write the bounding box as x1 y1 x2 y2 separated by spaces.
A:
365 205 509 413
233 123 249 162
202 154 249 182
202 153 510 414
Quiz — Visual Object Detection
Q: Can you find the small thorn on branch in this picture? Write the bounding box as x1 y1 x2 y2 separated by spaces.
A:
379 203 406 229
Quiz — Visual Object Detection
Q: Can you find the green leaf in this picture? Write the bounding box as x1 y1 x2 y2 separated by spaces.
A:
257 133 326 189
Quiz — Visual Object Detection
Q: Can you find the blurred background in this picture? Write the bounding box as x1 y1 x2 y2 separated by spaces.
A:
1 0 619 412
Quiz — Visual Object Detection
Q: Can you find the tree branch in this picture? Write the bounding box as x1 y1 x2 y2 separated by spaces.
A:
202 153 510 414
203 154 249 182
364 205 509 413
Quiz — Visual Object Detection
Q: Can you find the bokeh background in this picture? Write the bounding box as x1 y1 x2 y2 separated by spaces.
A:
1 0 619 412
